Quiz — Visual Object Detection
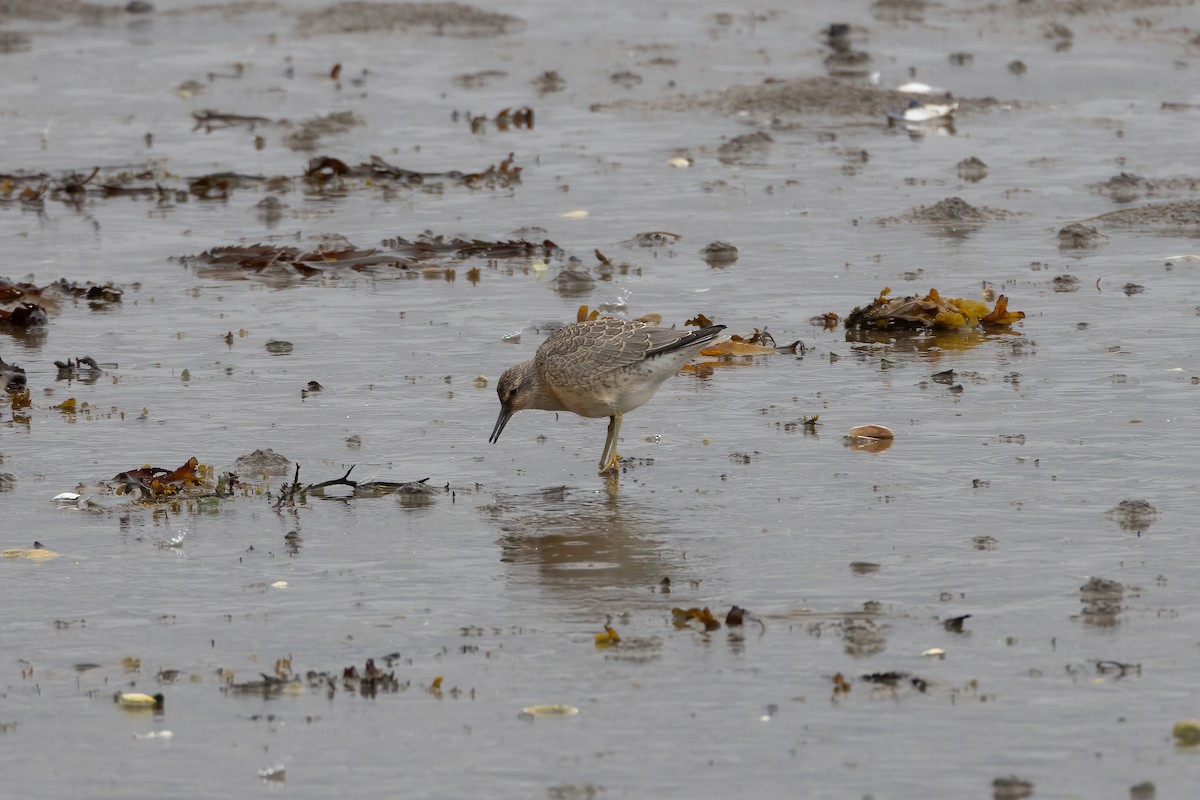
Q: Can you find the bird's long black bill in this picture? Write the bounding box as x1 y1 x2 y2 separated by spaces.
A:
489 407 513 444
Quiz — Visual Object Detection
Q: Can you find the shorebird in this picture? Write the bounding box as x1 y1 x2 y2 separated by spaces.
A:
490 318 726 474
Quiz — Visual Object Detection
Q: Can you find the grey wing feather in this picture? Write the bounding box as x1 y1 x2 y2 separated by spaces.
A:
536 319 723 384
644 325 725 357
537 320 651 382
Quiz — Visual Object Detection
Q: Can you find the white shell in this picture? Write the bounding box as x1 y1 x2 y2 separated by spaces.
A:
904 102 957 122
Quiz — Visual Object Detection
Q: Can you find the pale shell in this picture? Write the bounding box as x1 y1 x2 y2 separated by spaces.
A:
847 425 894 440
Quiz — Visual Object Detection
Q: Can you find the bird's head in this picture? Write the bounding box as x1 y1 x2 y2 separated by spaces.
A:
489 363 537 443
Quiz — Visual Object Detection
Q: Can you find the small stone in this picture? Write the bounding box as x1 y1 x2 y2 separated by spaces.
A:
1051 275 1080 292
1058 222 1104 249
956 156 989 182
1130 781 1156 800
993 776 1034 800
700 240 739 267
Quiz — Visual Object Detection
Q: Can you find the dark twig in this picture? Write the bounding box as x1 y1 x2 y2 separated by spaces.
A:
273 463 303 510
306 465 357 492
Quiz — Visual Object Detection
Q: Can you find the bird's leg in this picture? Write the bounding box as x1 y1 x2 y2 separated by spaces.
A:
598 413 623 474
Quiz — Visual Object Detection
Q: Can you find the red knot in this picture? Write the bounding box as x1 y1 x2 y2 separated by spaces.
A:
490 318 726 474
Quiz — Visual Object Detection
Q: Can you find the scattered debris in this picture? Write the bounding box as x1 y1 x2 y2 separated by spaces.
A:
110 457 211 499
464 106 533 135
1058 222 1106 249
992 775 1034 800
889 99 957 126
717 131 773 165
1088 200 1200 231
1079 577 1125 628
114 692 165 710
295 2 523 37
700 240 739 267
622 231 681 248
258 765 286 782
285 111 364 151
1129 782 1155 800
234 449 293 477
302 153 523 190
956 156 988 182
453 69 507 88
672 607 721 631
0 356 26 393
383 233 560 261
533 70 566 94
610 70 642 88
521 704 578 716
1173 720 1200 746
182 242 419 280
594 625 620 647
2 544 60 561
1051 275 1080 292
846 424 893 440
1091 172 1147 204
1106 499 1157 532
191 110 273 133
845 288 1024 330
0 302 49 329
0 276 121 332
883 197 1011 226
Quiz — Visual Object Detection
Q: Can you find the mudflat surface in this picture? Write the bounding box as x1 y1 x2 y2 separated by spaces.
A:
3 1 1200 798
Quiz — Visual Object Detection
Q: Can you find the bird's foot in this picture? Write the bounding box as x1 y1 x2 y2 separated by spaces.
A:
598 450 623 475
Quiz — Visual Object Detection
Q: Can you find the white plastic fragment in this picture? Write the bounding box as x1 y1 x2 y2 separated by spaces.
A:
133 730 174 740
258 765 286 782
521 704 579 716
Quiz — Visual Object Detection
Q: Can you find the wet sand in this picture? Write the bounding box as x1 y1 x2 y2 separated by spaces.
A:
3 1 1200 797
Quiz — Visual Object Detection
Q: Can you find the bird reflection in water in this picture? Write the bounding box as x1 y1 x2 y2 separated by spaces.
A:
491 485 687 598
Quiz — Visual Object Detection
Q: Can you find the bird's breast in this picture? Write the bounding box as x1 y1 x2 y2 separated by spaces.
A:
554 369 666 418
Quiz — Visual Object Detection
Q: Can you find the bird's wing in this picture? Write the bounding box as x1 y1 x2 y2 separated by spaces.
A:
537 320 649 381
536 320 721 384
643 325 725 358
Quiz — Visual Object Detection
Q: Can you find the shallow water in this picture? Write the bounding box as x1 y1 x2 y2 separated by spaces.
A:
3 1 1200 798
